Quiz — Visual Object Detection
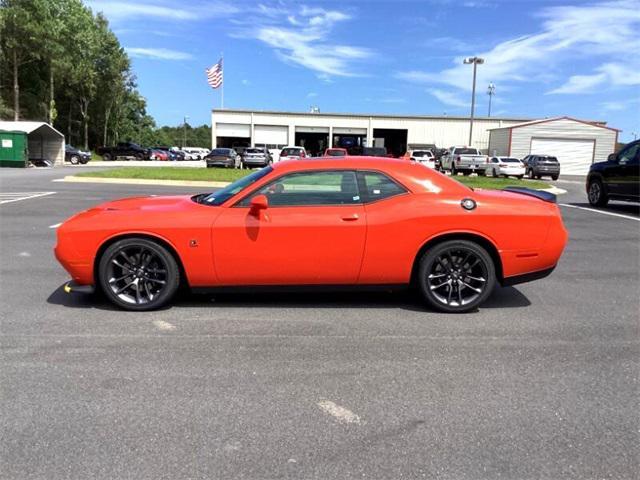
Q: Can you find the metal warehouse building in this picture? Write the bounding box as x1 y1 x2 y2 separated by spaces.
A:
211 109 532 157
488 117 619 175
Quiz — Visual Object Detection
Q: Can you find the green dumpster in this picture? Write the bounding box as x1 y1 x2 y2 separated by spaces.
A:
0 130 28 168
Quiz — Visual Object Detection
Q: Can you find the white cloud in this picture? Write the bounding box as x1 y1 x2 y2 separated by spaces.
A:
428 89 468 108
88 0 239 21
238 5 372 78
126 47 193 60
397 1 640 97
307 92 318 98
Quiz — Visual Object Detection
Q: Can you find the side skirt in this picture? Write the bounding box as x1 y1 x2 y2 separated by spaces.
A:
191 284 409 295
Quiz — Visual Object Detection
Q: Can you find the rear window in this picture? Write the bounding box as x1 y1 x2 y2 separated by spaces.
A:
281 148 303 156
412 151 432 157
453 148 480 155
211 149 231 155
542 156 558 162
325 149 346 156
502 158 521 163
244 148 263 154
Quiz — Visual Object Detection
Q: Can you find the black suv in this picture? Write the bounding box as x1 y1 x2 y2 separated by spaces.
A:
586 140 639 206
522 154 560 180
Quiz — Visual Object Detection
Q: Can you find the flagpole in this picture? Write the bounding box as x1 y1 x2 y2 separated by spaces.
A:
220 52 224 109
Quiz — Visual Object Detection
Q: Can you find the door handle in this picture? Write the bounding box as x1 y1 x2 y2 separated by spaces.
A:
341 214 359 221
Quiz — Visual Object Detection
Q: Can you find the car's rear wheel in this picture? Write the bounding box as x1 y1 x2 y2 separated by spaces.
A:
527 169 534 179
102 153 112 161
451 165 457 176
551 175 558 181
98 238 180 311
588 178 608 207
492 168 498 178
418 240 496 313
69 155 80 165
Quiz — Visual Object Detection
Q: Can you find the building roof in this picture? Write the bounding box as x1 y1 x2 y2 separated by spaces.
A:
487 116 619 132
212 108 533 123
0 121 64 137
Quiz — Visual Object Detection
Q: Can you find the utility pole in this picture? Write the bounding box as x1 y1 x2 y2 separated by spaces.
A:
183 116 189 148
463 57 484 146
487 83 495 117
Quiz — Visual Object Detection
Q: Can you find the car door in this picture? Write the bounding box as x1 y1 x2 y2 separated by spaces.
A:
212 169 367 285
613 142 640 197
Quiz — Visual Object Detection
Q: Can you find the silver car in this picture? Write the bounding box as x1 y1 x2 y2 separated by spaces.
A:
241 147 272 168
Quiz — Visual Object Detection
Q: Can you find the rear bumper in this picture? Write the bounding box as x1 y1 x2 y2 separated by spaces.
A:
64 280 95 294
207 158 234 167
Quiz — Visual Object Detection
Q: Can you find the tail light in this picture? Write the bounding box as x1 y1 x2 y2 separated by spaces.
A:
300 151 306 158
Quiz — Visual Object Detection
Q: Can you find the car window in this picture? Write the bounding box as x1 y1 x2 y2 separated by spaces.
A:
200 167 273 206
244 148 262 154
239 170 360 206
281 148 302 156
492 158 499 163
358 171 407 203
211 149 231 155
619 143 640 164
453 148 480 155
503 158 521 163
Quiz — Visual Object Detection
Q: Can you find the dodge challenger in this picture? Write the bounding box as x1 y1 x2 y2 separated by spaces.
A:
55 157 568 313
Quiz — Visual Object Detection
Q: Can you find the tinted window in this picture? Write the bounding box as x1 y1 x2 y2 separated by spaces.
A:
281 148 303 156
201 167 272 206
541 156 558 163
619 143 640 164
211 149 232 155
325 149 346 156
240 170 360 206
502 158 521 163
244 148 263 154
359 171 407 202
453 148 480 155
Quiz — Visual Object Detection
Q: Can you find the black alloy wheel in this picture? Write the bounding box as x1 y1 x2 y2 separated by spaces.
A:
99 238 180 311
418 240 495 313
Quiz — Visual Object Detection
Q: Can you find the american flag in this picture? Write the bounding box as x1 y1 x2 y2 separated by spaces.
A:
205 59 223 89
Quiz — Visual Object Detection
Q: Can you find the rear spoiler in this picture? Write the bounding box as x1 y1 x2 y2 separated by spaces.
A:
502 186 556 203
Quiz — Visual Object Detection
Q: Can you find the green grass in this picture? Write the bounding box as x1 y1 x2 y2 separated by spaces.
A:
74 167 552 190
454 175 550 190
75 166 248 182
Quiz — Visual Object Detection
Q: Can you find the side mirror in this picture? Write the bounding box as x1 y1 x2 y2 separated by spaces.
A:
250 194 268 211
607 153 618 163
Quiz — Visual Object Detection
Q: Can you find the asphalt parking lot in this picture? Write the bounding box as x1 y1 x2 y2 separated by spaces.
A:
1 167 638 480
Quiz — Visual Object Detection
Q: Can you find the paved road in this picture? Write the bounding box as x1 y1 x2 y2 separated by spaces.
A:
1 167 638 479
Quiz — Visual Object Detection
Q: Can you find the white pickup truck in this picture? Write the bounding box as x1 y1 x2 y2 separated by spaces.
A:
440 146 488 175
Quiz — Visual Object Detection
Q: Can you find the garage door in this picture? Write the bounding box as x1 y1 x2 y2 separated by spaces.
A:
254 125 288 145
530 138 595 175
216 123 250 138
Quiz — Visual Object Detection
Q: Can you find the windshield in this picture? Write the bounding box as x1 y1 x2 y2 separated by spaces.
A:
281 148 302 156
454 148 480 155
199 167 273 206
326 149 346 156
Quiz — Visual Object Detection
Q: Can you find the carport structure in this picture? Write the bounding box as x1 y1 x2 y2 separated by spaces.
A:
0 121 65 166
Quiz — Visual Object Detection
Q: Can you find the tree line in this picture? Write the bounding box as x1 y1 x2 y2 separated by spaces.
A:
0 0 211 149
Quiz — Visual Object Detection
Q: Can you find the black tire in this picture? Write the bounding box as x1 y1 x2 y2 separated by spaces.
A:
135 152 145 160
451 165 457 176
551 175 558 181
492 168 498 178
69 155 80 165
462 171 471 176
587 178 608 207
536 175 542 180
516 175 523 180
206 164 213 168
477 170 486 177
102 153 112 161
418 240 496 313
98 238 180 311
528 169 534 179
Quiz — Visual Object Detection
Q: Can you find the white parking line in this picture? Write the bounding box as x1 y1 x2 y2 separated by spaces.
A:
0 192 56 205
559 203 640 222
317 400 362 425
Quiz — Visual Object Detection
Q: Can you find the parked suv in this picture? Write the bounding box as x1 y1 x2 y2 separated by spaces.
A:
65 145 91 164
523 154 560 180
279 146 307 161
586 140 639 206
241 147 272 168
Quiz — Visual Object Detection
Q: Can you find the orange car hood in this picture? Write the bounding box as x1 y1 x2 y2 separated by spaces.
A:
91 195 196 212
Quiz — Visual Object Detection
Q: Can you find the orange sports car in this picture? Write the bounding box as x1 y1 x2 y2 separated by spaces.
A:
55 157 567 313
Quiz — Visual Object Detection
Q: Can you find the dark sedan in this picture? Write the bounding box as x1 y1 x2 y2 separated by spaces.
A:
65 145 91 164
205 148 241 168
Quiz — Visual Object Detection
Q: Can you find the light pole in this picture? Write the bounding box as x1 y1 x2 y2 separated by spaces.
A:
487 83 495 117
182 116 189 148
463 56 484 146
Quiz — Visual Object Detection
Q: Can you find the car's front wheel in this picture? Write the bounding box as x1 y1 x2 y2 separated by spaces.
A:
527 169 534 179
588 178 608 207
69 155 80 165
418 240 496 313
98 238 180 311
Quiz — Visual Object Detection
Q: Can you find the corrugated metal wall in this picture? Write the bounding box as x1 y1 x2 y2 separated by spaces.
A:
510 119 617 164
488 128 510 156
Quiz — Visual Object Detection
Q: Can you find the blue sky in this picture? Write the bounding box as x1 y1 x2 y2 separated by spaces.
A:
87 0 640 141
